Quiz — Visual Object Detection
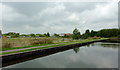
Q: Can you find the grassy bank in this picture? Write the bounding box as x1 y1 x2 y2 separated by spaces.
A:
1 38 108 55
2 37 72 51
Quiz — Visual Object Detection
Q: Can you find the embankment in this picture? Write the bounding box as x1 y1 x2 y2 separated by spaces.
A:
1 39 109 67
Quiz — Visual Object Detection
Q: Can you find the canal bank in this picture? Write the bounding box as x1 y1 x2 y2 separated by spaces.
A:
1 39 109 67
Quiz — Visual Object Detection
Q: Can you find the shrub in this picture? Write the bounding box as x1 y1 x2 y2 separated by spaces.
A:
2 42 12 48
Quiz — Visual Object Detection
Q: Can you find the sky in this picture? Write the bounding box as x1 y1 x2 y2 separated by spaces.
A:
0 2 119 34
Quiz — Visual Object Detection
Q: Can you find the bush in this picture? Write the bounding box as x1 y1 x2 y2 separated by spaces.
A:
2 42 12 48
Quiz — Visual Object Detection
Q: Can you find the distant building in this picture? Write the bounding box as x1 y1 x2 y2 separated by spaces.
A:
2 36 7 38
37 35 39 38
7 36 11 38
59 33 72 36
21 36 25 37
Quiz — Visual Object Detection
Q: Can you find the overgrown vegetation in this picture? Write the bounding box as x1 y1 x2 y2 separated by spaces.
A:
81 29 120 39
1 38 107 55
2 38 54 49
2 37 73 49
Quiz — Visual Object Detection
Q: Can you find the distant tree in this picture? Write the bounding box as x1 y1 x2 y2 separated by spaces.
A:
81 34 88 39
97 29 119 37
118 35 120 38
36 34 46 37
44 33 47 37
85 29 90 37
81 29 90 39
47 32 50 37
63 34 70 38
72 28 81 40
90 30 98 37
54 33 59 37
44 32 50 37
20 34 28 37
29 33 36 37
3 32 20 38
0 30 1 35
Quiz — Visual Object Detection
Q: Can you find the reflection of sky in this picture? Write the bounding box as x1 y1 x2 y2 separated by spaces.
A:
5 42 118 68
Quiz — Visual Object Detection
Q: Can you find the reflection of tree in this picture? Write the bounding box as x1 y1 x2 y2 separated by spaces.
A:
100 44 119 48
73 47 80 53
86 44 90 47
91 42 119 48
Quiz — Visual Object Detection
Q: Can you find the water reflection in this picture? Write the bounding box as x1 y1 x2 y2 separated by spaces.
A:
86 44 90 47
73 47 80 53
92 42 119 48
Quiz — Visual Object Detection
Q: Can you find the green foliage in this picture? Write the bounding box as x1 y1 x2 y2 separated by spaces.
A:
90 30 98 37
62 34 71 38
118 35 120 38
47 32 50 37
98 29 119 37
44 32 50 37
54 33 59 37
81 29 120 39
0 30 1 35
29 33 36 37
1 29 120 38
36 34 45 37
81 33 89 39
3 32 20 38
20 34 28 37
72 28 81 40
81 29 90 39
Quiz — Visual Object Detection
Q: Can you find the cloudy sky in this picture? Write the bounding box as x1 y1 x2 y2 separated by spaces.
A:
1 2 118 34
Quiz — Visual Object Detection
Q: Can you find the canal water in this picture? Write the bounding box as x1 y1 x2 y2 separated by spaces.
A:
5 42 118 68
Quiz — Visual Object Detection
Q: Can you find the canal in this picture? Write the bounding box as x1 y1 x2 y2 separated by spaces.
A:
4 42 118 68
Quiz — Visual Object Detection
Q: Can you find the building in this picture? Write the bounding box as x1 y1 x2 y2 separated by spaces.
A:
59 33 72 36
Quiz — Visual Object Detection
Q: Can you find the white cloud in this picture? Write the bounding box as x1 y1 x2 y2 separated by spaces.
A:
68 13 79 21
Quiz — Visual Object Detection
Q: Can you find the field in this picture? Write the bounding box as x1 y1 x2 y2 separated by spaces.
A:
2 37 73 50
0 37 107 55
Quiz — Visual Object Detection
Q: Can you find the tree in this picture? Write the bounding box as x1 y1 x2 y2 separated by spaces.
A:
85 29 90 37
36 34 45 37
81 29 90 39
47 32 50 37
54 33 59 37
4 32 20 38
90 30 98 37
72 28 81 40
44 32 50 37
29 33 36 37
81 33 88 39
0 30 1 35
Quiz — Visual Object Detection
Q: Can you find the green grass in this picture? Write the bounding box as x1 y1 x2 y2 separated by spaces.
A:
1 38 108 55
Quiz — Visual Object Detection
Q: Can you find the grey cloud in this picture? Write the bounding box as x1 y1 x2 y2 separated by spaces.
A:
2 2 118 34
63 2 109 13
3 2 56 16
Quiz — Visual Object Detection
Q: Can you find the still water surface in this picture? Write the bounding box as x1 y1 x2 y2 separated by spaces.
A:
5 42 118 68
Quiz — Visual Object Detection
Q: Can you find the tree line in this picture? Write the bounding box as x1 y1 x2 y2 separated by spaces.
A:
1 28 120 39
2 32 50 38
72 28 120 39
